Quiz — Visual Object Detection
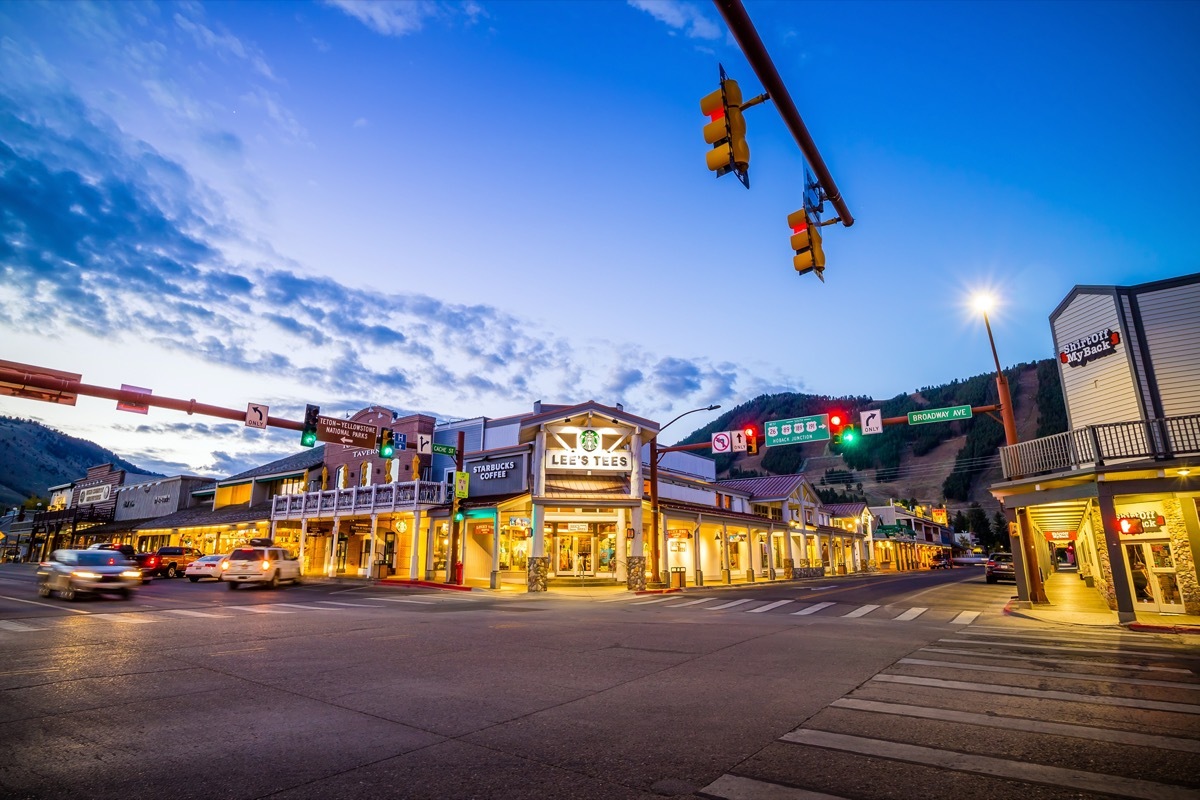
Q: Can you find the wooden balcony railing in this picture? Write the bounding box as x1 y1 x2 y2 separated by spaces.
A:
270 481 448 519
1000 414 1200 480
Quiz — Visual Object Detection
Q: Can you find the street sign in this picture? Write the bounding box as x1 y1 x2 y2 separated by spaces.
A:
316 416 377 449
730 429 747 452
417 434 432 455
394 432 407 451
875 524 912 537
432 443 457 457
764 414 830 447
245 403 268 429
907 405 973 425
711 431 732 453
860 409 882 436
454 471 469 499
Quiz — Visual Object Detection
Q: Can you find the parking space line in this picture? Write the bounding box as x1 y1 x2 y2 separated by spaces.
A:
792 602 835 616
748 600 795 614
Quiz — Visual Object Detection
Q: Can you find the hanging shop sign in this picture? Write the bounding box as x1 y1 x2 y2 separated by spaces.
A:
1114 508 1166 534
666 529 692 539
508 517 531 528
725 533 746 542
1059 328 1121 368
932 508 948 525
565 523 590 532
1043 530 1078 542
546 449 632 472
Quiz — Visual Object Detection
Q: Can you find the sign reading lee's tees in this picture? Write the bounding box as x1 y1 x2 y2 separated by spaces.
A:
316 416 378 449
765 414 830 447
907 405 973 425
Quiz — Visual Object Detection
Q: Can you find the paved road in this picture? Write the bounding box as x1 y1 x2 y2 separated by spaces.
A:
1 566 1196 799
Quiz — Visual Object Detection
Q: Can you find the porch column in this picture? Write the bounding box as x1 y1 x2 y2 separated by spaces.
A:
327 518 340 577
616 507 628 583
269 518 277 539
692 514 703 586
368 514 378 579
768 525 777 580
626 504 646 591
410 510 422 579
490 509 501 589
528 502 548 592
299 518 308 576
782 516 795 578
720 523 731 584
424 517 436 580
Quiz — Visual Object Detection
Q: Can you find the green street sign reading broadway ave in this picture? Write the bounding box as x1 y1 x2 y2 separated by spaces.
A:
907 405 973 425
765 414 830 447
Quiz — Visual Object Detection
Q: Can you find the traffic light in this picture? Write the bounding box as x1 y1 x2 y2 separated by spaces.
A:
378 428 395 459
744 426 758 455
300 404 319 447
840 425 860 447
828 411 848 446
788 209 826 281
700 77 749 185
1118 517 1143 535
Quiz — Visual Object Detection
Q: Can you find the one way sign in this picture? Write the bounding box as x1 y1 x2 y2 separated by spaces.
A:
861 409 883 435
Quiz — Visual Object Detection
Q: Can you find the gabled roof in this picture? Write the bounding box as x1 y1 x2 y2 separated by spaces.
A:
521 400 659 433
825 502 868 518
133 502 274 531
716 474 806 502
220 447 326 485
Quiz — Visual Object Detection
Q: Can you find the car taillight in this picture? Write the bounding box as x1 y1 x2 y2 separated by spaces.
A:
986 561 995 567
262 560 271 570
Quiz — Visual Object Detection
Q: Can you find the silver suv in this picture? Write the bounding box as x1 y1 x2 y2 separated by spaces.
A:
221 543 301 590
985 552 1016 584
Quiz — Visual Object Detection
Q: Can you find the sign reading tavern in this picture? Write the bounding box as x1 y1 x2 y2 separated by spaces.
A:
1059 328 1121 367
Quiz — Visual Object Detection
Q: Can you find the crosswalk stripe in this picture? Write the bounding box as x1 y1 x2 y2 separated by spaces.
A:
227 605 292 614
779 729 1196 800
896 658 1200 690
701 773 848 799
950 610 980 624
707 598 755 611
632 596 675 605
664 598 716 608
316 601 380 607
597 594 643 603
89 613 155 624
919 646 1193 674
162 609 231 618
842 604 879 618
373 598 434 605
748 600 795 614
0 620 38 632
871 673 1200 714
275 603 342 611
830 697 1200 753
894 607 927 621
937 637 1189 659
793 602 835 616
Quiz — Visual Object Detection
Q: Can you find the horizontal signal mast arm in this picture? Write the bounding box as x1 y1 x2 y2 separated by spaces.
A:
657 442 716 454
880 404 1000 426
0 365 303 431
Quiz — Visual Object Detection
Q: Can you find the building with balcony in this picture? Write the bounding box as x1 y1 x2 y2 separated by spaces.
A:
868 502 954 571
989 272 1200 620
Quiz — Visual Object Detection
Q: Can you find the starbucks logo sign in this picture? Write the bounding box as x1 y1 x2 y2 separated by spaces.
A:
579 429 600 452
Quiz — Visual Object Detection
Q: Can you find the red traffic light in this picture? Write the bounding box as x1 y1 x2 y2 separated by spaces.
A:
828 412 846 429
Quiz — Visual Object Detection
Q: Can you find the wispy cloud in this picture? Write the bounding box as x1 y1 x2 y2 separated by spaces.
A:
173 10 276 81
324 0 442 37
628 0 722 40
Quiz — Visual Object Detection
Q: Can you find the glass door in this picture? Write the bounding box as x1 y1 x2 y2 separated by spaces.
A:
555 534 594 576
1124 541 1185 614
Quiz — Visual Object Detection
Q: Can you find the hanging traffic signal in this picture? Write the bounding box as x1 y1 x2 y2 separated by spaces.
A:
701 77 748 183
828 411 847 446
744 426 758 455
1118 517 1143 535
788 209 826 281
300 404 319 447
378 428 395 458
840 425 860 447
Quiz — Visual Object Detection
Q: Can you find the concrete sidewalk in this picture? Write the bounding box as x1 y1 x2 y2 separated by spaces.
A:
1006 571 1200 635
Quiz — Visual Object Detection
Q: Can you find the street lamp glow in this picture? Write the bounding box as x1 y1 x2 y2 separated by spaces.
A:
972 293 995 315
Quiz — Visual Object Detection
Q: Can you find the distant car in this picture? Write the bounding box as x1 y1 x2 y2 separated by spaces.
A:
153 546 204 578
985 552 1016 583
929 554 953 569
133 552 160 583
185 554 228 582
36 549 141 601
220 544 301 589
87 542 137 560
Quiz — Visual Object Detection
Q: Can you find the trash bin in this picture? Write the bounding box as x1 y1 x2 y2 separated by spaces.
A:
671 567 686 589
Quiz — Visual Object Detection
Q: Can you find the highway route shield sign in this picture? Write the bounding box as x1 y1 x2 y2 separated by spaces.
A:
764 414 830 446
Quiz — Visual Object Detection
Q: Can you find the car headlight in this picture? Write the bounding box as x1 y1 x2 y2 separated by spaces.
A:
71 571 101 579
120 570 141 578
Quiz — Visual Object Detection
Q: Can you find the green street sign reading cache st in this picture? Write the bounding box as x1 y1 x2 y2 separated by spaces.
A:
765 414 831 447
907 405 973 425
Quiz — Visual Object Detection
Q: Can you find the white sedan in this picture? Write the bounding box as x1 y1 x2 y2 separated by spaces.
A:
185 554 228 582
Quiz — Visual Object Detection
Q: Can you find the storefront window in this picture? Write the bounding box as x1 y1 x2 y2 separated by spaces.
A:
499 528 528 572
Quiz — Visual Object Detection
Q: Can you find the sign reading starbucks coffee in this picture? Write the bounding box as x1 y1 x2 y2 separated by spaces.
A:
465 453 528 497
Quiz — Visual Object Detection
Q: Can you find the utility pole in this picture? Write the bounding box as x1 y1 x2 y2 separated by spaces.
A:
446 430 466 585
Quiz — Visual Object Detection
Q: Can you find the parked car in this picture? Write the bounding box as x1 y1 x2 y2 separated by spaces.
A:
87 542 137 560
36 549 141 601
985 552 1016 583
185 554 228 582
221 543 301 589
133 552 161 582
929 554 953 569
153 546 204 578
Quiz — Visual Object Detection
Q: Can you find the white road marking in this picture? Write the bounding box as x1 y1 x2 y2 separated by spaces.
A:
792 602 835 616
664 598 717 608
919 646 1193 674
950 610 980 624
162 609 231 618
226 605 292 614
632 596 676 605
748 600 795 614
597 594 643 603
871 674 1200 714
893 607 927 621
89 613 156 624
373 598 435 605
937 637 1192 659
701 773 848 799
0 594 90 613
707 599 755 611
317 600 381 607
274 603 342 611
780 729 1196 800
0 619 39 632
210 647 266 655
830 698 1200 754
897 658 1200 690
842 604 879 618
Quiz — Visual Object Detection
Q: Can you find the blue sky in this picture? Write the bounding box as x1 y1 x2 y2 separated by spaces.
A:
2 0 1197 478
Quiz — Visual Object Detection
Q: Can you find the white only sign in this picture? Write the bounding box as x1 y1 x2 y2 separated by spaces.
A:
860 409 883 436
245 403 268 430
711 431 732 453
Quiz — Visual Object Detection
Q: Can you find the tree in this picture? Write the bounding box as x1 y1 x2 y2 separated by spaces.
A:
952 510 969 533
967 503 991 547
990 511 1008 549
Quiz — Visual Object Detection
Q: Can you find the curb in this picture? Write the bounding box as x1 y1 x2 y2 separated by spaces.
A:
374 579 475 592
1127 622 1200 635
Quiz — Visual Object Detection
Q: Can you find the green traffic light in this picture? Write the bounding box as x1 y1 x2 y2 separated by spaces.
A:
454 511 464 522
301 430 317 447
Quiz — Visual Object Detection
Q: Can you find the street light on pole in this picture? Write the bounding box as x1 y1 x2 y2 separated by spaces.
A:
648 404 721 589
